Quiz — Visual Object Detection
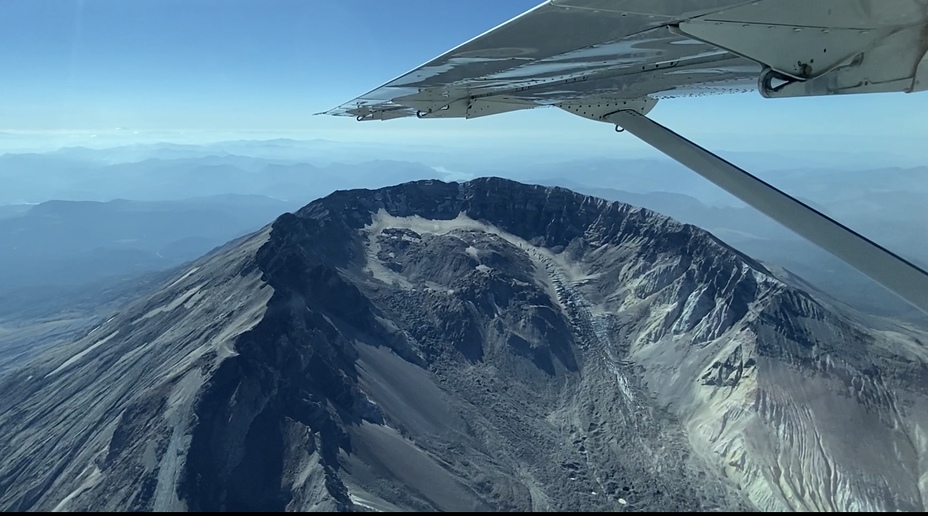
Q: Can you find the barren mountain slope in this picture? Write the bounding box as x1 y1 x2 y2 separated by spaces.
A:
1 178 926 512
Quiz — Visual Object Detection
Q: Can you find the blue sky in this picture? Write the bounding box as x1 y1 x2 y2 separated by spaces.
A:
0 0 537 130
0 0 924 162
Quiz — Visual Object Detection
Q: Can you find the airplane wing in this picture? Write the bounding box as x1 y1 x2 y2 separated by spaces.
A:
326 0 928 315
326 0 928 121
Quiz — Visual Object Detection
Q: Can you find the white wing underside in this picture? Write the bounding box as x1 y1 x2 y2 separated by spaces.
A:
326 0 928 121
327 0 759 120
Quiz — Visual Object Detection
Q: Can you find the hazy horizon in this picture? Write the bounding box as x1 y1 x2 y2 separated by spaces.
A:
1 0 924 167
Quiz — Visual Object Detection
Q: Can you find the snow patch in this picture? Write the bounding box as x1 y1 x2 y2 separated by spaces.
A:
52 465 102 512
45 331 120 378
166 266 200 290
348 491 383 512
137 285 204 322
87 316 117 336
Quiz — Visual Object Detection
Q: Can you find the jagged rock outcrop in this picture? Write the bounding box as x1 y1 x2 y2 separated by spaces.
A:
1 178 926 512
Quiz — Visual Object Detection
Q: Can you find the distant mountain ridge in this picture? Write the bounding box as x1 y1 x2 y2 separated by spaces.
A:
0 195 296 293
0 152 441 204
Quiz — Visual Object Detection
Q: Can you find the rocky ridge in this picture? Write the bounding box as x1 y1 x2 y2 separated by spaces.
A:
0 178 926 511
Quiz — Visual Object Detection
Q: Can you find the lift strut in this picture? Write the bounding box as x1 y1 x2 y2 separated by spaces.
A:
609 110 928 315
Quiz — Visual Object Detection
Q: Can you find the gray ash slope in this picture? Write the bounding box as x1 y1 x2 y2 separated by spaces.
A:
2 178 928 512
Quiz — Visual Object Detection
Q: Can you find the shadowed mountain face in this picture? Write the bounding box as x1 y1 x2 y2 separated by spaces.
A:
1 178 927 512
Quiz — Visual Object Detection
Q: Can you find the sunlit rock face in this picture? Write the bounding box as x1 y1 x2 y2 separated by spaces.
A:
1 178 926 512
